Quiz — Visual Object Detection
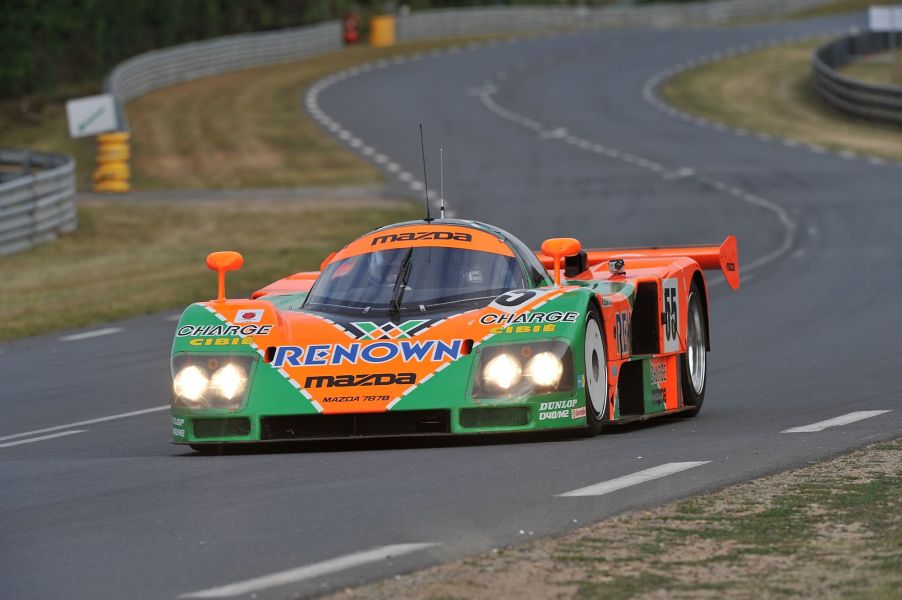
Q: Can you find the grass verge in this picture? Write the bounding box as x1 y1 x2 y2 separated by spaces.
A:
329 438 902 599
0 198 417 340
1 36 499 191
843 50 902 87
662 39 902 162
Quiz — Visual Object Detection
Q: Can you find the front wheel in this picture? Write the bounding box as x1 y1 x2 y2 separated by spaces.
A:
678 283 707 417
582 306 608 436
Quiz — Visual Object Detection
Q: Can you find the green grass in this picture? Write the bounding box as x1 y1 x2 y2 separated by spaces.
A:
0 198 417 340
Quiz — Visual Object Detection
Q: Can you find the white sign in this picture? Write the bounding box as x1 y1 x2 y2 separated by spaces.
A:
869 6 902 31
65 94 119 138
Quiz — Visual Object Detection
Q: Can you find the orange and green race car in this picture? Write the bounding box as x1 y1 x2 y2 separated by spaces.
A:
170 219 739 450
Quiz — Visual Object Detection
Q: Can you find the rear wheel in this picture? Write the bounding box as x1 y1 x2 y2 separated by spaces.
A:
582 306 608 436
679 283 707 417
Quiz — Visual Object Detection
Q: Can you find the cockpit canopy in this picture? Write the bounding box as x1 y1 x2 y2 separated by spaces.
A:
304 221 550 315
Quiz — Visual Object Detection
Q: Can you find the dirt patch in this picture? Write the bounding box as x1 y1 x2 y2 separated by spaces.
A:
325 439 902 599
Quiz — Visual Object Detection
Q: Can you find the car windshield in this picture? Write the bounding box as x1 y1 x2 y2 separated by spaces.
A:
304 246 526 314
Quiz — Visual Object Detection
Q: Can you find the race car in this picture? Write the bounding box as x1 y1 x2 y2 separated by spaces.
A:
170 219 739 449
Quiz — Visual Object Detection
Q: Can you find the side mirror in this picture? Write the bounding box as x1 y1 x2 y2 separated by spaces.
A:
541 238 581 286
206 251 244 303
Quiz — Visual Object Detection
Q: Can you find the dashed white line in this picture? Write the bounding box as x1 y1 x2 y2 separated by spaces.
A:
557 461 710 497
178 543 438 598
782 410 891 433
0 430 86 449
60 327 123 342
0 406 169 443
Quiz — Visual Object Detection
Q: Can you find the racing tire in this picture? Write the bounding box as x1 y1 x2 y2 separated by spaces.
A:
678 282 707 417
582 305 608 436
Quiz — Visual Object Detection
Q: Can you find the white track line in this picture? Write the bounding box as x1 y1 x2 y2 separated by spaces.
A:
0 406 169 443
178 543 438 598
557 461 710 497
782 410 891 433
0 430 85 448
60 327 123 341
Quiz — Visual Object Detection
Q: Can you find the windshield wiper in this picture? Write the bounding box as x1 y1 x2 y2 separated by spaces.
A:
389 248 414 315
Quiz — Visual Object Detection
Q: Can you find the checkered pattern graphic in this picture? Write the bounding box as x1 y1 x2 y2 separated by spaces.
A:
351 319 428 340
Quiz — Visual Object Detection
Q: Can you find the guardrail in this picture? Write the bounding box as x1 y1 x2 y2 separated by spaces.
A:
106 21 341 106
103 1 837 113
812 31 902 125
0 150 77 256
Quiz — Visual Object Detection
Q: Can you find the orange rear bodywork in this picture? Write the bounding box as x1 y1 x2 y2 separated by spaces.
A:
537 235 739 290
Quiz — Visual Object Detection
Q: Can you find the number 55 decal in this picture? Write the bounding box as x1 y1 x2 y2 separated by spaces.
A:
661 279 680 353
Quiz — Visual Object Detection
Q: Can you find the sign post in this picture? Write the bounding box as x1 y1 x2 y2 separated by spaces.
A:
870 5 902 66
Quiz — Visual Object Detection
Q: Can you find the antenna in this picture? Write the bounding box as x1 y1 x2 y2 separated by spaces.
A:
440 147 445 219
419 124 432 223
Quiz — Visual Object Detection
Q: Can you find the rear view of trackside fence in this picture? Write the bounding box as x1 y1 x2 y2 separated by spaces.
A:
0 150 77 255
812 31 902 125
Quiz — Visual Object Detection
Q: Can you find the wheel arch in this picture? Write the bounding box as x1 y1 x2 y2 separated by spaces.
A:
690 269 711 351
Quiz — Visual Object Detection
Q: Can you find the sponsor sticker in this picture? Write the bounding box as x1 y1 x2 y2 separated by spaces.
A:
370 231 472 245
572 406 586 419
490 324 557 335
271 339 465 368
188 337 255 347
177 324 272 337
304 372 416 388
479 311 579 326
539 399 578 420
235 309 264 323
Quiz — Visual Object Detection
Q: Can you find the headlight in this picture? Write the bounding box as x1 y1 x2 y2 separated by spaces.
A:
526 351 563 387
173 365 209 402
171 355 254 409
210 364 247 400
473 341 573 399
482 353 522 391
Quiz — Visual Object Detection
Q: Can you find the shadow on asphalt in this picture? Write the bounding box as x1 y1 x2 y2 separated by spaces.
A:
175 415 684 456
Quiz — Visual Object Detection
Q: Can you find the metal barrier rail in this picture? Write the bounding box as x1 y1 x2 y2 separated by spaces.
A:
103 1 837 111
812 31 902 125
0 150 77 256
106 21 341 105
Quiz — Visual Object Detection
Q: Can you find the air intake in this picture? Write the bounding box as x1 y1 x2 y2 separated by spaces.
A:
193 417 251 438
460 407 530 428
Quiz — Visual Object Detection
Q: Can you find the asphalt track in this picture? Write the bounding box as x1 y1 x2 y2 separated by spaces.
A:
2 12 901 600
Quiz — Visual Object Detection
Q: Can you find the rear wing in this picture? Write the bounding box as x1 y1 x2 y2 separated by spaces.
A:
537 235 739 290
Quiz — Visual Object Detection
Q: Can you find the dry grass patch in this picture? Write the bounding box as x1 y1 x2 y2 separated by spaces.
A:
0 198 417 340
328 439 902 600
843 50 902 87
126 36 499 190
662 39 902 161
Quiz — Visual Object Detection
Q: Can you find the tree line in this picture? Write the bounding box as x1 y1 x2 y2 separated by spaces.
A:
0 0 672 99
